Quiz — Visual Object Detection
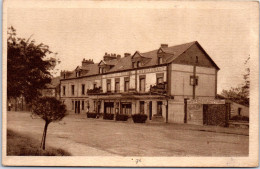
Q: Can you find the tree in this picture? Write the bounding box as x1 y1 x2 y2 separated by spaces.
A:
221 57 250 106
7 26 59 103
242 57 250 98
32 97 67 150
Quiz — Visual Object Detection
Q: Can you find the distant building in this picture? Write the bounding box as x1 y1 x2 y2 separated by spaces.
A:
7 77 61 111
40 76 61 99
60 41 220 123
216 94 249 118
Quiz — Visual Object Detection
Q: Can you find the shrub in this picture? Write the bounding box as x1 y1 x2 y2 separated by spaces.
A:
103 113 114 120
115 114 129 121
230 115 249 122
132 114 148 123
87 112 97 118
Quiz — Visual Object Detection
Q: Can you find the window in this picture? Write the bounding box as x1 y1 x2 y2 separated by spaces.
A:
121 103 132 115
72 101 74 110
104 102 114 114
115 78 120 93
63 74 66 79
63 86 66 96
158 57 163 64
82 101 84 110
107 79 111 92
140 101 145 114
76 71 81 77
124 77 130 92
157 101 163 116
238 108 242 116
71 85 75 95
82 84 85 95
156 73 164 85
157 77 163 84
190 76 198 86
139 75 146 92
99 67 103 74
137 61 141 67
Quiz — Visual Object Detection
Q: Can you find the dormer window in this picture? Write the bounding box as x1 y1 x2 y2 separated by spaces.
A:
99 67 103 74
158 57 163 64
76 71 81 77
137 61 141 68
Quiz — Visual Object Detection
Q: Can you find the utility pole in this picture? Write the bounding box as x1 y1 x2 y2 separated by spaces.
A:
192 56 198 99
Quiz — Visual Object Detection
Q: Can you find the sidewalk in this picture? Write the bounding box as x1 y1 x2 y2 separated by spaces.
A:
147 122 249 136
66 113 249 136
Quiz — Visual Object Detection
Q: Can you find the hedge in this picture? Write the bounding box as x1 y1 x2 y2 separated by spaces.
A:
230 115 249 122
115 114 129 121
103 113 114 120
132 114 147 123
87 112 97 118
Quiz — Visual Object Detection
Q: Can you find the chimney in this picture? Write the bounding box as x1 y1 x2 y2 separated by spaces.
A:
124 53 131 57
104 53 118 61
117 55 121 60
161 44 168 48
82 58 94 67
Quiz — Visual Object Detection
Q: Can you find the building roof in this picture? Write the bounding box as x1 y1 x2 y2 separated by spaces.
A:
63 41 219 79
216 94 249 107
46 76 61 88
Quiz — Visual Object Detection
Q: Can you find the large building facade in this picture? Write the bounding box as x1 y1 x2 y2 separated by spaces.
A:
60 41 219 123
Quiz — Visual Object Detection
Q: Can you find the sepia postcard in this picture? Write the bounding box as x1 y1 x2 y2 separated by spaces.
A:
2 0 259 167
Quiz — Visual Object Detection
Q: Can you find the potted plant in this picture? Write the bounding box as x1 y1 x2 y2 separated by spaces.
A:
86 112 97 118
132 114 148 123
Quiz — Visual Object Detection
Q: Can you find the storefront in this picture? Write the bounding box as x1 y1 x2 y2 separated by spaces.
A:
90 94 167 121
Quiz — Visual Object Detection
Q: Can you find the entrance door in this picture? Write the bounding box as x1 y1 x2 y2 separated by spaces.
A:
157 101 163 116
75 101 81 114
149 101 152 120
77 101 80 114
75 101 77 114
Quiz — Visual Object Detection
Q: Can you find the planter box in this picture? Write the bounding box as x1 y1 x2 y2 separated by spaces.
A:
116 114 129 121
103 113 114 120
87 113 97 118
132 114 148 123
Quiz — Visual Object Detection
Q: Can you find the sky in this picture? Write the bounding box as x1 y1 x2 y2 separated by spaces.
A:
7 1 257 93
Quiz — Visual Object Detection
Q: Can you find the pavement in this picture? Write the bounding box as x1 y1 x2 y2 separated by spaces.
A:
7 111 249 156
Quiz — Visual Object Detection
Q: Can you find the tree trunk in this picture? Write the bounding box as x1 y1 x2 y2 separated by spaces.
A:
40 128 45 148
15 98 17 111
41 121 49 150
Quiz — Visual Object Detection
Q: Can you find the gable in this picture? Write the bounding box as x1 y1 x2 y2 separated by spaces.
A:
75 66 81 71
132 51 144 62
98 60 106 66
172 42 219 69
132 51 142 59
157 48 164 54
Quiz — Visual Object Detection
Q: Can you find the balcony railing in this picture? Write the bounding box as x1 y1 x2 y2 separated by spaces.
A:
87 84 167 95
150 82 167 94
87 87 103 95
